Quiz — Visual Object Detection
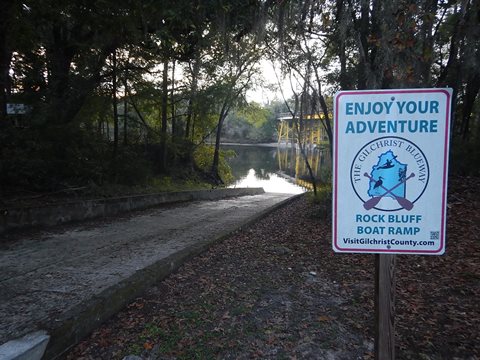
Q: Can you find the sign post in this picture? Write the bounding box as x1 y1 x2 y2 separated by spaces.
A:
332 89 452 359
374 254 395 359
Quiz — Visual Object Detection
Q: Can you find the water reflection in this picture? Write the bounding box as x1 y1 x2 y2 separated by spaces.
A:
225 144 331 194
232 168 305 194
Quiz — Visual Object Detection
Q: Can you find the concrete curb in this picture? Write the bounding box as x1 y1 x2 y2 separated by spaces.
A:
0 188 264 235
0 331 50 360
43 193 304 359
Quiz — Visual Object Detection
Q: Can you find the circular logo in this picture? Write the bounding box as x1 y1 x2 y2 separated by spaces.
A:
350 136 429 211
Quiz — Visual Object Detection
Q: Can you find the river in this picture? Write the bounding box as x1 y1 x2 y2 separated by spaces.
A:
223 144 331 194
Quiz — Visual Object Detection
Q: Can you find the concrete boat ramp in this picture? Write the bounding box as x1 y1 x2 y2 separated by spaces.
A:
0 189 295 359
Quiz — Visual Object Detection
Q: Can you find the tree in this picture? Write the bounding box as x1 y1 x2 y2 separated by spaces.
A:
265 0 338 194
277 0 479 174
210 40 262 183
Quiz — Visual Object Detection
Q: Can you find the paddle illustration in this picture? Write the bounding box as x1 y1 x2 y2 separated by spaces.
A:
363 172 415 210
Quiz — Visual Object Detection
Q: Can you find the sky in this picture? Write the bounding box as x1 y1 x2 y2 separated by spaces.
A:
246 59 297 105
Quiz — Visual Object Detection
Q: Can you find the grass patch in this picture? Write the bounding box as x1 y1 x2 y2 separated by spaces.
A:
306 183 332 219
155 326 183 354
308 183 332 204
126 343 143 356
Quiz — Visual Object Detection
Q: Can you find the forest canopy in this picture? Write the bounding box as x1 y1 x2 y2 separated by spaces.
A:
0 0 478 194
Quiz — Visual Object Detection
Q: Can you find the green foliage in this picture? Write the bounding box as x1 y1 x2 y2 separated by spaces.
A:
193 145 235 184
309 183 332 205
239 102 270 128
147 176 211 192
126 343 143 356
308 183 332 219
4 0 478 197
113 148 154 186
1 126 102 190
1 0 272 192
0 127 50 190
0 124 155 191
223 103 277 143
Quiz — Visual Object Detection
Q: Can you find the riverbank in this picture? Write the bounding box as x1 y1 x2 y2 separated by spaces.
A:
66 176 479 360
0 175 214 209
221 142 280 148
221 142 329 149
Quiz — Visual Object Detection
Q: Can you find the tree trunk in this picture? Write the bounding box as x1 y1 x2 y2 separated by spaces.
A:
0 2 12 123
211 102 229 184
160 58 169 172
357 0 370 89
191 114 196 140
419 0 438 86
171 59 176 138
45 25 77 126
313 67 333 157
186 55 200 140
437 2 469 134
123 71 128 145
44 27 110 127
112 50 119 160
336 0 349 89
297 83 317 196
318 93 333 157
437 1 468 87
461 73 480 140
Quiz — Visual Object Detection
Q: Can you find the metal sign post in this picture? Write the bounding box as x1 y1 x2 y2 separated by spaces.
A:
332 88 452 359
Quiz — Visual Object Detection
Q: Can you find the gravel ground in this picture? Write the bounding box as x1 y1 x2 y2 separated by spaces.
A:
65 177 480 360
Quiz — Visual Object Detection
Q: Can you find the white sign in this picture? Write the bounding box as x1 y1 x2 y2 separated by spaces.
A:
6 103 30 115
333 89 452 255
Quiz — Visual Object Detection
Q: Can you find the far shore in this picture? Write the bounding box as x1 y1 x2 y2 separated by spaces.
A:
220 142 281 148
220 142 328 149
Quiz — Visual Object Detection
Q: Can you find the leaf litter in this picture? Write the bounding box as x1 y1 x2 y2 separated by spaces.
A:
66 176 479 360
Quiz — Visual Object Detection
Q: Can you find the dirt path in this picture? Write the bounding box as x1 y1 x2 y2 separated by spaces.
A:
66 177 480 360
